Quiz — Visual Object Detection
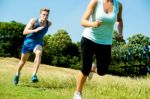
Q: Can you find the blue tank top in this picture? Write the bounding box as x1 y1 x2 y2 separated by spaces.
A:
23 18 49 47
82 0 119 45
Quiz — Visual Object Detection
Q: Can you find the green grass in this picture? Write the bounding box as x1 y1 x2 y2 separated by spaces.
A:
0 57 150 99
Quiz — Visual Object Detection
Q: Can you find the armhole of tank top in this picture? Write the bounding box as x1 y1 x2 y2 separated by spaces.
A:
32 18 37 29
116 0 119 14
92 0 101 21
97 0 101 6
94 0 101 12
97 0 103 10
46 20 49 28
35 18 39 28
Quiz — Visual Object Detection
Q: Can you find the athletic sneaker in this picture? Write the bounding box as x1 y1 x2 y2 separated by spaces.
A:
73 92 82 99
88 72 94 80
88 63 97 80
13 75 20 85
32 75 38 82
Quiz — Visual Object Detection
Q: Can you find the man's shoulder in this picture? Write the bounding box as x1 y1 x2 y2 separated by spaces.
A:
47 20 52 27
28 17 37 24
31 17 37 22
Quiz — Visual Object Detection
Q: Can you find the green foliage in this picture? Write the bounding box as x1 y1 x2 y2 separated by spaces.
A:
47 29 72 55
0 21 81 69
1 21 149 75
128 34 150 45
0 21 25 57
111 33 150 76
42 29 81 68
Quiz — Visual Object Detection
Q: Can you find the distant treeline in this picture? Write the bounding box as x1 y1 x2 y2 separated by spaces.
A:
0 21 150 76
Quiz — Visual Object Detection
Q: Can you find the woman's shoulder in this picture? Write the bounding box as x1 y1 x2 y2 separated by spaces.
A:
117 1 122 7
90 0 99 3
118 1 123 9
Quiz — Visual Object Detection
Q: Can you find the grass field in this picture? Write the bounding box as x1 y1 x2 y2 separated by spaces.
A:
0 57 150 99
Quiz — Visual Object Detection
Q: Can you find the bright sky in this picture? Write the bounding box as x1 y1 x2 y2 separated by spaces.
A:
1 0 150 42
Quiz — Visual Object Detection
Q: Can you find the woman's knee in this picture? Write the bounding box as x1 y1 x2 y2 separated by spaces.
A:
97 70 107 76
97 65 109 76
81 69 90 76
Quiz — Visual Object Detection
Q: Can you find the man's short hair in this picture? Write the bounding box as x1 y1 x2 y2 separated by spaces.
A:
40 8 50 14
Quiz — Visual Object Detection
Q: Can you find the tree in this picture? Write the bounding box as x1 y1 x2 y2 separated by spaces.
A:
42 29 81 68
0 21 25 57
110 33 150 76
128 34 150 45
47 29 72 55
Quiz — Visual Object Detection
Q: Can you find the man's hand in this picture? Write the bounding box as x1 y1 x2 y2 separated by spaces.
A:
35 26 45 32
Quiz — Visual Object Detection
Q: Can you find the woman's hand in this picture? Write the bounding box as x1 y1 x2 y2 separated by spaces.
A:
92 20 102 28
116 33 123 41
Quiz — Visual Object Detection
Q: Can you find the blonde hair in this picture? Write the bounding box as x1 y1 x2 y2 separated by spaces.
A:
40 8 50 14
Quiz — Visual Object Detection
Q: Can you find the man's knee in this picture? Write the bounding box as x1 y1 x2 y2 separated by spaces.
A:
20 60 26 65
34 45 43 56
35 51 42 56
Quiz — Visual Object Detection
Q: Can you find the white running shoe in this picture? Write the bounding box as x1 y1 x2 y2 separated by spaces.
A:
88 72 94 80
73 92 82 99
88 63 97 80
